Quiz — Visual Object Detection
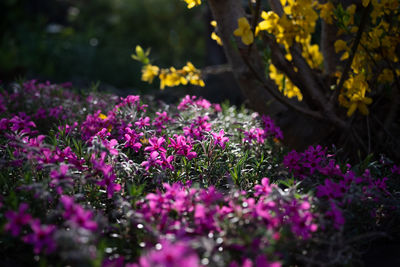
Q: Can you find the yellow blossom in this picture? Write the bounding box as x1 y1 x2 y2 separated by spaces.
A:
340 74 372 116
318 2 335 24
258 11 279 33
183 0 201 9
234 17 254 45
210 21 223 46
99 113 108 120
269 64 303 101
334 40 348 53
211 32 223 46
141 64 159 84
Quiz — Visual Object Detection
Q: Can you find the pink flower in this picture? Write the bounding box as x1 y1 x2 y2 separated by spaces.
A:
128 240 201 267
60 196 98 231
141 151 161 171
4 203 32 236
145 137 167 153
212 129 229 149
135 116 151 129
168 135 197 160
124 127 143 152
50 164 73 188
254 178 273 197
23 219 56 254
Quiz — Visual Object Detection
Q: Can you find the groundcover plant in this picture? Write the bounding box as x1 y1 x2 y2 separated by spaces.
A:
0 80 399 266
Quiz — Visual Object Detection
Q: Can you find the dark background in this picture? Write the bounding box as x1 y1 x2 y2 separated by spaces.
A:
0 0 243 104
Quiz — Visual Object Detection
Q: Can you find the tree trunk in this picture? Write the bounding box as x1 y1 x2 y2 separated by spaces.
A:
207 0 333 149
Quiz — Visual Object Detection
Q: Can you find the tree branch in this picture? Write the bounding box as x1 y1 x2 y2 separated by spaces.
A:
330 3 371 105
239 50 325 120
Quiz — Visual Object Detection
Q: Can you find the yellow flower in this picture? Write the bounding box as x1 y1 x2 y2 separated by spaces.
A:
159 70 168 90
302 43 323 69
258 11 279 33
141 64 159 84
211 32 223 46
269 64 303 101
183 0 201 9
318 2 335 24
210 20 223 46
334 40 348 53
341 74 372 116
182 62 197 73
99 113 108 120
183 62 205 87
234 17 254 45
346 96 372 116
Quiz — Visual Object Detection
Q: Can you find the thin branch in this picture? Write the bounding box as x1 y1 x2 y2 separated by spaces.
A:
330 4 371 104
251 0 261 36
239 50 325 120
201 64 232 76
346 232 389 244
262 35 320 110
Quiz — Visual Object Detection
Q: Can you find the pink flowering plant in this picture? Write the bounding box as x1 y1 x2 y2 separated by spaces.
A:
0 80 399 266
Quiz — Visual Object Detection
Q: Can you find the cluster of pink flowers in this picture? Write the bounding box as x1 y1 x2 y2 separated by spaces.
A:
283 145 393 229
183 115 212 140
261 115 283 140
177 95 221 112
132 178 317 265
5 203 56 254
60 195 98 232
169 134 197 160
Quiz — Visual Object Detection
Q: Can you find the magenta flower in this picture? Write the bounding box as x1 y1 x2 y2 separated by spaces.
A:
243 128 265 144
50 164 72 188
144 136 167 153
159 153 175 170
127 240 201 267
102 139 119 156
391 165 400 175
212 129 229 149
23 219 56 254
124 127 143 152
262 115 283 140
9 113 36 134
326 201 345 229
141 151 161 171
152 111 173 133
168 135 197 160
60 196 98 231
95 128 111 140
4 203 32 236
254 178 274 197
97 171 121 199
135 116 151 129
177 95 197 110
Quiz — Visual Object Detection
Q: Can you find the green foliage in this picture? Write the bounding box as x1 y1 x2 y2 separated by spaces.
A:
0 0 206 88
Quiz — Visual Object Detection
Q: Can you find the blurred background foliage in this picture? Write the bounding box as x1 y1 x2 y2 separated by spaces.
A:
0 0 208 90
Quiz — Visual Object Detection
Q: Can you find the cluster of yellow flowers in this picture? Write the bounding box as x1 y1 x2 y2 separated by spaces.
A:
182 0 201 9
269 64 303 101
210 20 223 46
141 62 205 90
151 0 399 118
230 0 399 116
333 1 400 116
233 0 323 101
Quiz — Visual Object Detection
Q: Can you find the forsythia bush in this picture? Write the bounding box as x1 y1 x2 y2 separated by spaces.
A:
0 80 399 266
133 0 400 159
